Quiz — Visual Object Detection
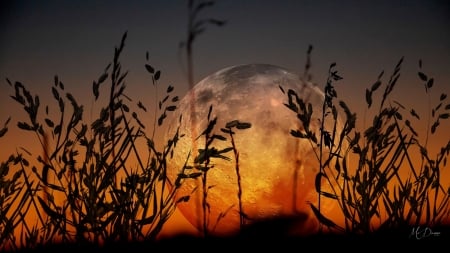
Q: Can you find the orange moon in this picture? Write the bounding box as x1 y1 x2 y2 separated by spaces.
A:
165 64 342 237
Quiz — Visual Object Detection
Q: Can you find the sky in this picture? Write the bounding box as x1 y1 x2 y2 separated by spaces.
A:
1 0 450 238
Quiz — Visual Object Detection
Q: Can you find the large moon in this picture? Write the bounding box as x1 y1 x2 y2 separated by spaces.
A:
164 64 343 237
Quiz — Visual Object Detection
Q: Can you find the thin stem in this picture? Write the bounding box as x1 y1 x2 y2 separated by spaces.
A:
228 129 244 229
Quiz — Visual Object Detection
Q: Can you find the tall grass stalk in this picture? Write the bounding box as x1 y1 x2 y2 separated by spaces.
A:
283 54 450 235
1 31 195 251
221 120 251 230
179 0 226 230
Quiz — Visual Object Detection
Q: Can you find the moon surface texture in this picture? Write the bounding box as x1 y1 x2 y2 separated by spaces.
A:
165 64 342 236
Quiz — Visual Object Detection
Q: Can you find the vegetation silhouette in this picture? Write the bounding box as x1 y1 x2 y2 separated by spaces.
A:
282 53 450 235
1 0 450 252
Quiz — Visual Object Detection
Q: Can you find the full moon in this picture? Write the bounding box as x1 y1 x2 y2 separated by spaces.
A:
164 64 342 237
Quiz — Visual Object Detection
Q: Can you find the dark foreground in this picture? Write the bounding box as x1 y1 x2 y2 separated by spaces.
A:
12 220 450 252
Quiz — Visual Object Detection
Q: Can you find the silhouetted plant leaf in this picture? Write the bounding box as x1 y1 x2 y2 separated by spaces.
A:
211 134 226 141
6 77 12 86
371 80 382 91
0 117 11 138
439 113 450 119
58 97 64 112
427 78 434 89
332 71 342 81
66 93 78 109
410 109 420 119
46 183 65 192
315 172 324 193
166 105 177 111
207 105 213 121
17 122 33 131
194 165 209 172
138 101 147 112
395 56 404 70
418 71 428 81
405 120 418 136
158 112 167 126
21 158 29 167
162 96 172 108
308 202 341 230
323 131 332 149
220 128 234 134
176 195 190 203
236 122 251 129
366 89 372 108
98 73 108 84
138 214 156 226
184 172 203 179
218 147 233 154
145 64 154 74
393 100 405 109
0 127 7 138
45 118 54 128
154 70 161 81
225 120 238 128
320 191 338 199
53 124 61 135
52 87 60 101
334 159 341 177
431 120 439 134
309 132 318 144
198 116 217 138
37 196 61 220
290 129 305 138
77 124 87 140
208 18 226 26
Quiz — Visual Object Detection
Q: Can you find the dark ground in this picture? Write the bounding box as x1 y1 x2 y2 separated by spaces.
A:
10 218 450 252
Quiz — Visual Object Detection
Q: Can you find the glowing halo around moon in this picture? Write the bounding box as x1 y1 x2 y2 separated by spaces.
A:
164 63 344 237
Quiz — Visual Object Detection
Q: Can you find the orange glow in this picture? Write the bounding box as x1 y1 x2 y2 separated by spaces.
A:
1 63 450 250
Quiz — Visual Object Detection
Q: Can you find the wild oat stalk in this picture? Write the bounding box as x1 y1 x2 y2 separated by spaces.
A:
2 31 192 250
179 0 226 154
221 120 252 229
282 61 345 234
1 1 230 250
0 150 36 251
283 54 450 236
179 0 226 229
179 104 252 237
190 105 231 237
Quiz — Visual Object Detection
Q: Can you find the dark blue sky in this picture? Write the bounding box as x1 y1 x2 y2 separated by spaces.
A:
1 0 450 152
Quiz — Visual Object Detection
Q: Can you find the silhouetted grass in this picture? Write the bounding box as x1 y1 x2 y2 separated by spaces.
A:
178 0 227 232
2 1 450 252
10 222 450 253
2 37 450 253
283 55 450 236
1 31 194 251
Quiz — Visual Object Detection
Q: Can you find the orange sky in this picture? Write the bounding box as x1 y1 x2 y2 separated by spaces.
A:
1 0 450 244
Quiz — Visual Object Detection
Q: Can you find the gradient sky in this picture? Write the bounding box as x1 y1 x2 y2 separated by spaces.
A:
1 0 450 237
